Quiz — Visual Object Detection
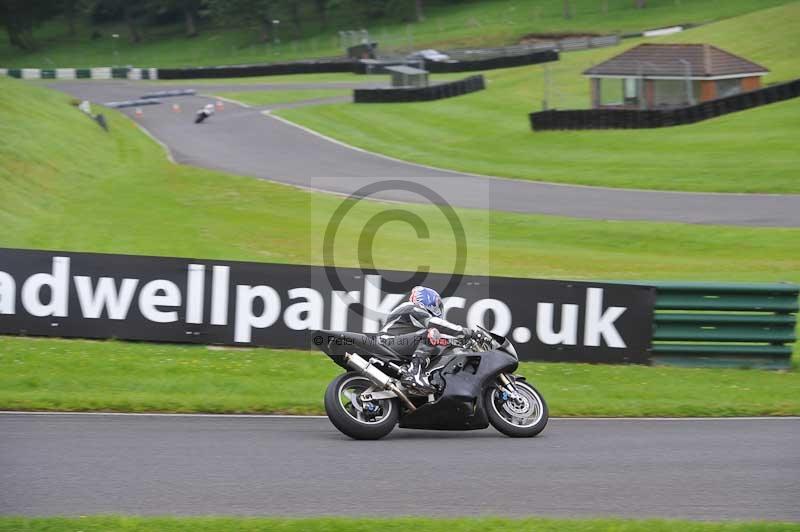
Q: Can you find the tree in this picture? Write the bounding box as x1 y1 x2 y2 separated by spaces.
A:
87 0 145 43
414 0 423 22
183 0 198 36
0 0 51 50
145 0 204 37
61 0 81 36
312 0 327 28
287 0 301 38
123 0 142 42
208 0 277 43
168 0 202 37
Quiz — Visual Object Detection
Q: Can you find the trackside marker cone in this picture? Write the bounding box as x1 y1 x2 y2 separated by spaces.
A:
134 108 143 117
215 100 224 111
172 103 181 112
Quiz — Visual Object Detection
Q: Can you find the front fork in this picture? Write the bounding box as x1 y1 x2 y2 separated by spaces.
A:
497 373 521 399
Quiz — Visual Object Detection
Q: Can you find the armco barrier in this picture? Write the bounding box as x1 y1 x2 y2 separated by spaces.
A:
141 89 196 99
425 49 558 73
648 282 798 369
157 58 355 79
3 48 557 81
530 78 800 131
354 75 485 103
105 99 162 109
2 66 158 80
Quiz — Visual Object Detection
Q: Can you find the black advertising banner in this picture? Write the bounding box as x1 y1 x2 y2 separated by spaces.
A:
0 248 656 363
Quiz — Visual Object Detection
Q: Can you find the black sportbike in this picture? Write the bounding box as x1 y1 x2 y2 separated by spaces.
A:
315 327 548 440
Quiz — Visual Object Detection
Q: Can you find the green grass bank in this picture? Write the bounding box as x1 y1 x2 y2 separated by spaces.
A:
278 3 800 193
2 76 798 282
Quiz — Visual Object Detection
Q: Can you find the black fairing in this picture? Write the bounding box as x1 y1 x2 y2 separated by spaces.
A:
399 349 518 430
314 329 519 431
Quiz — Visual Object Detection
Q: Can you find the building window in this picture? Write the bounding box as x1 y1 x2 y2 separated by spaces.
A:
716 78 742 98
653 80 688 107
651 80 701 107
624 78 638 99
600 78 624 106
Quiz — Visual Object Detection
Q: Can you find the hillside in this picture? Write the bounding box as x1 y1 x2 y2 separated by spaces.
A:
278 3 800 193
0 0 796 68
1 75 798 283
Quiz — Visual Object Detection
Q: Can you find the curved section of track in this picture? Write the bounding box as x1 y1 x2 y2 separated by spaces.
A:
47 81 800 227
1 413 799 520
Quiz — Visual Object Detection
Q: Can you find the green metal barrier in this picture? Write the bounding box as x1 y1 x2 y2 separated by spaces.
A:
648 282 798 369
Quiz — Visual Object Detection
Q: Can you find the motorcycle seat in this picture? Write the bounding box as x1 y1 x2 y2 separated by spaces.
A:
314 330 406 362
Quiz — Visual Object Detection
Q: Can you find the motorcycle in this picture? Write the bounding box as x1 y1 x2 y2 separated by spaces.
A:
315 326 548 440
194 105 214 124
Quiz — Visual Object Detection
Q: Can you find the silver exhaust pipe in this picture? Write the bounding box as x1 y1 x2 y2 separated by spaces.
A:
344 352 416 412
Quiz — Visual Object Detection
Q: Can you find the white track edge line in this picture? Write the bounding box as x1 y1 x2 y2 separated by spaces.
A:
133 122 176 164
127 95 800 203
1 411 798 421
262 111 800 199
210 94 252 108
0 411 327 419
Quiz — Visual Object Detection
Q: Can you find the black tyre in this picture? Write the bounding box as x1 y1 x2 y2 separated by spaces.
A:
324 372 399 440
485 378 548 438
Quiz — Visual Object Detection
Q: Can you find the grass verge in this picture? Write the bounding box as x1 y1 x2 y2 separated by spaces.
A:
278 4 800 193
1 516 798 532
2 337 798 417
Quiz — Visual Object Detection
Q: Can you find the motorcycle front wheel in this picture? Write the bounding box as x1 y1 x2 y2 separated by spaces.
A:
485 377 548 438
324 372 399 440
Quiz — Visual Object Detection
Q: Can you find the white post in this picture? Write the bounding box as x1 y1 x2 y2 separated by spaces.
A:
678 58 694 105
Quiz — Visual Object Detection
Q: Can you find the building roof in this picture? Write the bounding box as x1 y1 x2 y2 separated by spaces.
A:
583 44 769 78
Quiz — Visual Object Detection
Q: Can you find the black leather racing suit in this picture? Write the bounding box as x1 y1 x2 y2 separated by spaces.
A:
378 302 470 387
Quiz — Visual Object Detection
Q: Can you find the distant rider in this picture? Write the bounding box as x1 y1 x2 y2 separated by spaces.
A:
195 103 215 123
379 286 488 394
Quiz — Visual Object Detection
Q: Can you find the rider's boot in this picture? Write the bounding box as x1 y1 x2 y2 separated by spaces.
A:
401 355 435 394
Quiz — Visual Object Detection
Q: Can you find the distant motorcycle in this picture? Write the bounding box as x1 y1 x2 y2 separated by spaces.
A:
315 326 548 440
194 104 215 124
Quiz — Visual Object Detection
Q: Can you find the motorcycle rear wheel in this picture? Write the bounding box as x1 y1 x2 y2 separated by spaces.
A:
485 378 548 438
324 372 399 440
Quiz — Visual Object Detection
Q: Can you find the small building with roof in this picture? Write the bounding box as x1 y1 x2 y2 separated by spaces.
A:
583 44 769 109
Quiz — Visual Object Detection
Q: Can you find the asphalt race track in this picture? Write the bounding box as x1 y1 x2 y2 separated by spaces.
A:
47 80 800 227
1 413 799 520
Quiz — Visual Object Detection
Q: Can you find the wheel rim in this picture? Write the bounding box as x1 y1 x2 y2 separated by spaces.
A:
337 375 394 425
490 381 544 428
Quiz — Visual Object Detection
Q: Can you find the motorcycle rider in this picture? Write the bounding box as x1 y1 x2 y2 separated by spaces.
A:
195 103 215 123
379 286 488 393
